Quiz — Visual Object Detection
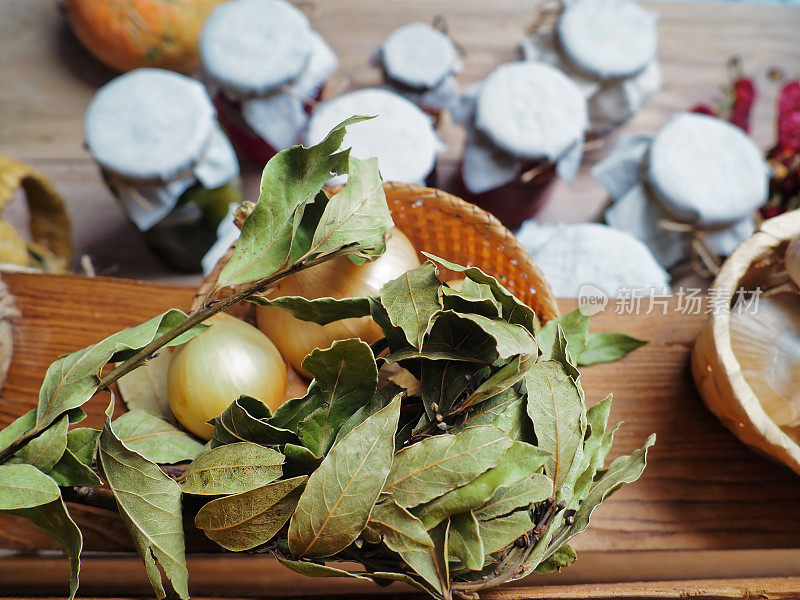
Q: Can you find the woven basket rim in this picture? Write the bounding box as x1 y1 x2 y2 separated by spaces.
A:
194 182 560 323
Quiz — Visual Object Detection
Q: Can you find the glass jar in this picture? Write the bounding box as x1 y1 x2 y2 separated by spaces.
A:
306 88 440 187
375 22 461 117
200 0 338 166
453 62 588 227
85 68 240 272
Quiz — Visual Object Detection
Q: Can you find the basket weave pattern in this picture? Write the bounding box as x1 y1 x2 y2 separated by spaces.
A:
194 182 560 324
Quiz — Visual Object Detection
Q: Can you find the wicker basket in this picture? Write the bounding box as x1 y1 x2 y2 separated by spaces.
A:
691 209 800 475
193 182 560 327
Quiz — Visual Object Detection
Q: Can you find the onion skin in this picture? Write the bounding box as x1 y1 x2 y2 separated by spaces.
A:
167 313 287 440
256 228 421 377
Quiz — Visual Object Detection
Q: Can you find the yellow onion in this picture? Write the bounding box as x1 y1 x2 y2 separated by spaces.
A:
256 228 420 376
167 313 287 439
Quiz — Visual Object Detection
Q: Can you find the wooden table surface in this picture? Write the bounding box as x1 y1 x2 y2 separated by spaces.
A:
1 0 799 285
3 272 800 599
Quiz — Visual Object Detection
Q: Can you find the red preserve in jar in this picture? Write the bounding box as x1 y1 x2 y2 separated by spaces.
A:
200 0 338 166
453 62 588 227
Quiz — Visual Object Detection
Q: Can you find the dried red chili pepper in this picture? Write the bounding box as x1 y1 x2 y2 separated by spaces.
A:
690 103 717 117
775 80 800 154
730 77 755 133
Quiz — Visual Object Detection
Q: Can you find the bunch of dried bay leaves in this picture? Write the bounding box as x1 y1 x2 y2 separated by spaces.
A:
0 117 654 600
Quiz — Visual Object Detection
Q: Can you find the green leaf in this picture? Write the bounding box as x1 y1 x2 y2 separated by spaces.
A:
414 441 548 529
36 309 206 430
0 465 83 600
0 409 36 453
385 426 511 509
419 359 479 420
461 354 534 410
334 382 404 445
454 388 532 441
448 512 484 571
474 473 552 521
97 400 188 599
368 297 409 353
288 397 400 558
568 396 619 508
212 395 298 448
283 443 324 477
195 475 306 551
276 556 372 580
380 262 442 349
308 156 393 258
112 410 204 464
248 295 371 325
297 339 378 457
533 543 577 574
20 412 69 472
441 280 502 318
578 332 647 366
525 359 585 491
423 253 536 333
49 428 102 487
478 509 534 555
370 498 433 550
217 116 368 288
180 442 284 495
537 309 590 362
116 351 174 423
0 463 61 508
454 313 536 360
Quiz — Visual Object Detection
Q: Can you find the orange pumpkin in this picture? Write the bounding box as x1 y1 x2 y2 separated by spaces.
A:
65 0 226 73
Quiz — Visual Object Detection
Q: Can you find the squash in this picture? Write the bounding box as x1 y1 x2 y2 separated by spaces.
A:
65 0 225 73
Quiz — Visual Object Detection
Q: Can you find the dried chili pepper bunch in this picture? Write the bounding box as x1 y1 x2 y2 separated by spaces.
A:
0 119 653 600
689 57 757 132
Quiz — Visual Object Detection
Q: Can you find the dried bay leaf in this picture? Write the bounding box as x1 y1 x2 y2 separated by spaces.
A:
370 498 433 551
478 510 535 556
217 116 369 289
97 401 188 599
447 512 484 571
195 475 306 551
380 262 442 349
276 556 373 580
248 295 371 325
36 309 207 430
474 473 552 521
419 359 478 420
440 280 502 318
283 443 324 477
461 354 534 410
533 543 577 574
578 332 647 366
49 428 102 487
334 382 404 446
450 312 536 359
0 409 36 453
525 359 585 491
297 339 378 457
112 410 204 464
454 388 532 441
536 309 590 362
116 350 173 422
180 442 284 496
288 397 400 558
384 426 511 509
213 395 298 448
308 156 393 258
414 441 548 529
20 412 69 472
0 464 82 600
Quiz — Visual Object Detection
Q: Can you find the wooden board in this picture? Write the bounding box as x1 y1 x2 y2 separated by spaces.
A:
1 0 799 285
2 272 800 598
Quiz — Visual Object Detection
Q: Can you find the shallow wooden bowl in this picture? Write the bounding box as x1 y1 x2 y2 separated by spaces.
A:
692 209 800 475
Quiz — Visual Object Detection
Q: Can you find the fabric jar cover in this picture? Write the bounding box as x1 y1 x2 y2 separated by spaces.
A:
454 62 588 197
84 68 239 233
517 221 670 298
595 112 770 269
305 88 440 186
376 22 462 113
200 0 339 161
520 0 660 135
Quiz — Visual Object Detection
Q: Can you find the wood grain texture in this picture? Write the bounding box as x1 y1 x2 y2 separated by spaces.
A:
0 0 798 283
2 273 800 566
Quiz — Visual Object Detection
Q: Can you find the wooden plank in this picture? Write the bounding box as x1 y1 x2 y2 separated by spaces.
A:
2 272 800 565
1 0 799 284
